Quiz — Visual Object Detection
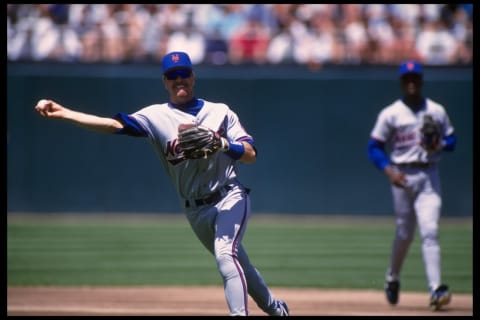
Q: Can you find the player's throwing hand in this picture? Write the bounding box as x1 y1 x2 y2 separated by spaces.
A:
35 99 66 119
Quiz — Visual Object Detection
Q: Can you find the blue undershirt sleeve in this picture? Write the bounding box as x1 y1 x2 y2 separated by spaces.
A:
367 138 390 170
442 133 456 151
113 112 148 137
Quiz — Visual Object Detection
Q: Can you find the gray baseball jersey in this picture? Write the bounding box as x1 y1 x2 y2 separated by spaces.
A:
129 99 249 202
370 98 454 164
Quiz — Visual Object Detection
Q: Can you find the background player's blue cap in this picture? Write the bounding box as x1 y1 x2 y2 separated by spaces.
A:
162 51 192 74
399 60 423 77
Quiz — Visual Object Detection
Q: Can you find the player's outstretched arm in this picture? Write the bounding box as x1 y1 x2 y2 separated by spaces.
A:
35 99 123 134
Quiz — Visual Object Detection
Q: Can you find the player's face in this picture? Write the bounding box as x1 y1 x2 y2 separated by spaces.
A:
163 69 195 104
400 73 423 98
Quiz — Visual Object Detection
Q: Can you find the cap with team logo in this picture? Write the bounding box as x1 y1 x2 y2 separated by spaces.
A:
399 60 423 77
162 51 192 75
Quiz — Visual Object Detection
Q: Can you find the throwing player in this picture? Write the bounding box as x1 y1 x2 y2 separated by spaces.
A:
367 60 457 311
34 51 289 316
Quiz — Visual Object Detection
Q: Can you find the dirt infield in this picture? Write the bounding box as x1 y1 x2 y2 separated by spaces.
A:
7 286 473 316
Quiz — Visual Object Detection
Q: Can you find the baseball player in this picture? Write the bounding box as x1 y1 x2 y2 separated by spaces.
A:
367 60 457 311
34 51 289 316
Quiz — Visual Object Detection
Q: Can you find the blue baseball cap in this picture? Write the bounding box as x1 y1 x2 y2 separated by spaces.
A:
162 51 192 74
399 60 423 77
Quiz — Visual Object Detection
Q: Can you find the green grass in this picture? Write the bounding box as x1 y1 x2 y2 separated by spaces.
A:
7 214 472 293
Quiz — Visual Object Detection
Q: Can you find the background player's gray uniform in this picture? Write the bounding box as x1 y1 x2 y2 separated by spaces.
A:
370 98 454 291
127 99 279 316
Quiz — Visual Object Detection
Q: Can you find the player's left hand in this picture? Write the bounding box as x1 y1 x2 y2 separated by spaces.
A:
384 165 408 189
177 123 228 159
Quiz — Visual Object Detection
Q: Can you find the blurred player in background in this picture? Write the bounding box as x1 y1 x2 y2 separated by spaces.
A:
367 60 456 311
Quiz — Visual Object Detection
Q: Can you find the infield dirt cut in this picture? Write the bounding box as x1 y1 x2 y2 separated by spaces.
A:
7 286 473 316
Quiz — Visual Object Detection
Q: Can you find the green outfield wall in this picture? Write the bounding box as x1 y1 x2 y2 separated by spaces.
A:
7 63 473 216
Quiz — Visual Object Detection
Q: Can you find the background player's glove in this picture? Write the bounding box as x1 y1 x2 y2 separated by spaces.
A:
420 115 442 152
178 123 228 159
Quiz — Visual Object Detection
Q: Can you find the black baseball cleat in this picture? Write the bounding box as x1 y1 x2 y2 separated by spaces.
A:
429 284 451 311
268 300 290 316
385 280 400 305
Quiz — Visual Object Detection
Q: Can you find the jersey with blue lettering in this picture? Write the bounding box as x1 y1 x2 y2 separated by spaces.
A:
116 98 253 202
370 98 454 164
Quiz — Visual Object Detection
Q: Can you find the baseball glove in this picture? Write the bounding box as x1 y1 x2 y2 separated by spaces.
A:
420 115 441 152
177 123 225 159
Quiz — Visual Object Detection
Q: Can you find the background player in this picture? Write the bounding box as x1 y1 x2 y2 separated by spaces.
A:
367 60 457 311
34 51 289 316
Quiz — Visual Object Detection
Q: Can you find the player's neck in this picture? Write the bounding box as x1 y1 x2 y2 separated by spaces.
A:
402 96 425 111
170 97 203 116
170 97 198 108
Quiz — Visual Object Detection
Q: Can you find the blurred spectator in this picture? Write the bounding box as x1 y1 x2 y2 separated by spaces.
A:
141 4 169 62
448 4 473 64
389 4 422 26
388 14 422 64
229 15 270 64
415 18 458 65
7 5 35 61
99 5 126 63
68 4 101 62
204 26 229 65
158 4 192 35
292 10 340 69
166 18 206 65
339 4 369 64
265 4 298 64
246 4 279 35
266 23 294 64
213 4 248 42
364 4 396 64
30 4 81 62
121 4 149 62
79 23 102 62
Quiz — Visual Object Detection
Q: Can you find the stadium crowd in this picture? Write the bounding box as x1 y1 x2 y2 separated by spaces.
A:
7 4 473 68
